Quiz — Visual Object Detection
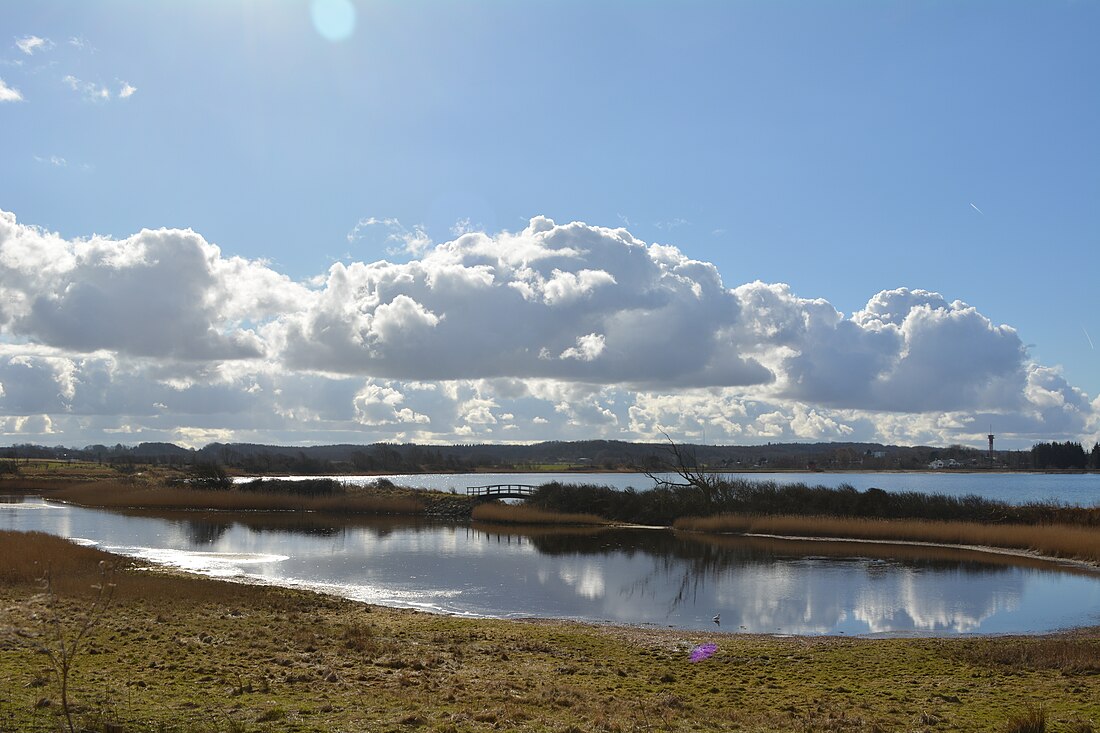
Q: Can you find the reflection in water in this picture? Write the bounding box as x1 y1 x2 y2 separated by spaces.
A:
180 519 229 545
4 498 1099 636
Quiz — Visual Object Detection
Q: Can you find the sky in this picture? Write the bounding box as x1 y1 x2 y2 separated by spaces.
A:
1 0 1097 450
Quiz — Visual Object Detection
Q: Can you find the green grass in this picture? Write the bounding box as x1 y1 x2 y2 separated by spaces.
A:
1 530 1098 732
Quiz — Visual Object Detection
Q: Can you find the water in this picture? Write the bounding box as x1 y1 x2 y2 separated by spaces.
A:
237 471 1100 506
5 496 1099 636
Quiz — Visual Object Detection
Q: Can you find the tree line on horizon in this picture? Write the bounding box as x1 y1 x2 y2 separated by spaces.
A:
1 438 1098 474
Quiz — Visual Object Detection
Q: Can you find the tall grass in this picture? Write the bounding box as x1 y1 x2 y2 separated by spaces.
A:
0 531 125 594
673 513 1100 563
471 503 608 526
48 480 425 515
0 478 95 494
957 636 1100 675
1003 706 1046 733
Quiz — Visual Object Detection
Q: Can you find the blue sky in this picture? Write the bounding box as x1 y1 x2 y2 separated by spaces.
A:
1 1 1097 449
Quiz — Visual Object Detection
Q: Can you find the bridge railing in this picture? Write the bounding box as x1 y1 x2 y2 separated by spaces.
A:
466 484 539 498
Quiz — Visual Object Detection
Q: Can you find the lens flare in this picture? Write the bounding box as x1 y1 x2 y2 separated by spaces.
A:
311 0 356 42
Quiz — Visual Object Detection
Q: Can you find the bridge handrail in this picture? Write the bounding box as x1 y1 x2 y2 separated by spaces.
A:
466 484 539 497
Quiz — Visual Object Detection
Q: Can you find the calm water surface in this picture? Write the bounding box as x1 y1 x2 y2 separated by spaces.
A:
5 496 1099 637
238 471 1100 506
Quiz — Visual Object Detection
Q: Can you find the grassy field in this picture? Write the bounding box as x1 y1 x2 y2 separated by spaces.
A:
1 531 1099 733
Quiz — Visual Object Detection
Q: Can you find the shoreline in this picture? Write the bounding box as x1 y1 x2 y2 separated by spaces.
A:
735 530 1100 575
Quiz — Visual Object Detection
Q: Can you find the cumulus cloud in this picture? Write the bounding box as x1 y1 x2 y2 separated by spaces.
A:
0 78 22 102
282 217 772 388
0 211 307 360
353 382 429 426
0 208 1095 448
119 81 137 98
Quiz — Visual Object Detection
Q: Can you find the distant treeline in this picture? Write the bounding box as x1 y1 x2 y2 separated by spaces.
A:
1030 441 1098 470
1 438 1098 475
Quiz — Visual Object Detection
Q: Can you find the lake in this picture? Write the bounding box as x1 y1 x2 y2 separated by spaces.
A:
5 495 1099 637
238 471 1100 506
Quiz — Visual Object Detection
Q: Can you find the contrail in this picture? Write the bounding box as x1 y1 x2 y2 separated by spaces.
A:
970 203 984 215
1085 327 1095 350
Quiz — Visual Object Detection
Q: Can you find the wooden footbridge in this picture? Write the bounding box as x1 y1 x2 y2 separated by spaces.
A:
466 484 539 500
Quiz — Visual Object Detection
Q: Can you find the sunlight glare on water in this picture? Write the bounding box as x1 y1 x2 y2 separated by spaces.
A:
110 546 289 577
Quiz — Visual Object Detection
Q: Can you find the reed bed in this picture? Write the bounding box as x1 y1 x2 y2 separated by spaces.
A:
674 513 1100 564
0 530 128 595
49 480 425 515
471 502 608 526
955 634 1100 675
0 478 97 494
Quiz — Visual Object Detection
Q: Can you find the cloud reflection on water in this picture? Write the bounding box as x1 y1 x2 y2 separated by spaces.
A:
6 499 1098 635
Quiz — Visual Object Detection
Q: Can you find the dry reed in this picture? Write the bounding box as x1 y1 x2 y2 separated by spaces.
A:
674 513 1100 563
471 502 608 526
0 531 125 595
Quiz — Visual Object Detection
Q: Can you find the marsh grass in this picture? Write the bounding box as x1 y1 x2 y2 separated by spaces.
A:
956 635 1100 675
48 479 425 515
0 478 96 494
471 502 608 525
1004 705 1046 733
0 531 128 591
2 531 1099 732
674 513 1100 563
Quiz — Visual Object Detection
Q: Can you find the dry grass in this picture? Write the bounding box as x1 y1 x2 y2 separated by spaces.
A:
0 531 127 594
955 633 1100 675
1003 705 1046 733
674 513 1100 563
48 479 426 515
471 502 608 525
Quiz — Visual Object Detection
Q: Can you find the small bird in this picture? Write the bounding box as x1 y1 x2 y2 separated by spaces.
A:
712 613 721 626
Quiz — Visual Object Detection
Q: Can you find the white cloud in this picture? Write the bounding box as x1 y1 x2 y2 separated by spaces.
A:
0 78 22 102
281 217 771 387
353 382 429 426
119 81 137 98
34 155 67 167
560 333 606 361
0 209 1095 448
0 211 305 360
16 35 52 55
347 217 431 255
63 74 110 102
